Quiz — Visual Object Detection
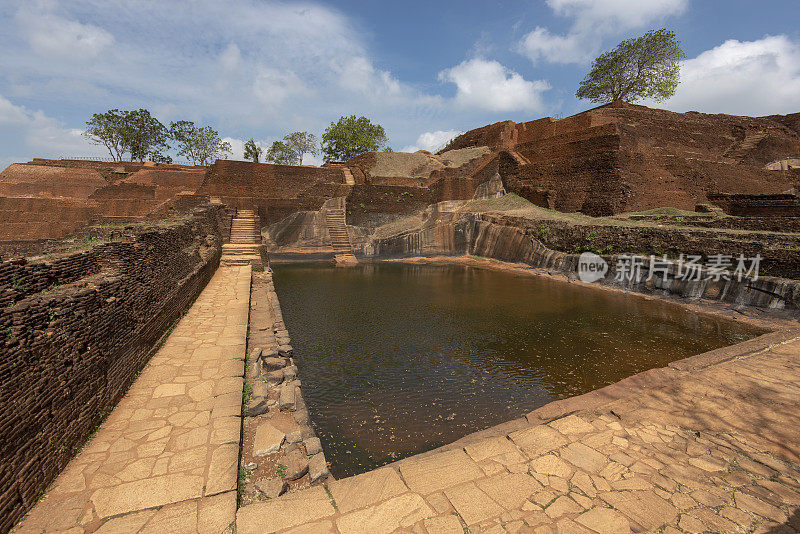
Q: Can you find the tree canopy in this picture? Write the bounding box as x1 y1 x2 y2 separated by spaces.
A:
265 140 299 165
169 121 231 165
576 28 684 104
123 109 169 162
84 109 128 161
85 109 230 164
321 115 387 162
283 131 318 165
243 138 262 163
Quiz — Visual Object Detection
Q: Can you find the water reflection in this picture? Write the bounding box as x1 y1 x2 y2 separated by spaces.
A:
272 263 763 478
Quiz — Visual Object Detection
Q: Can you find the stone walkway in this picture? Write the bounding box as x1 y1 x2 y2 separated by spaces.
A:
236 330 800 533
14 264 251 533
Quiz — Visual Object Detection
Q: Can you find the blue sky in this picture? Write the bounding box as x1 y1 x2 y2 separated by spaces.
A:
1 0 799 166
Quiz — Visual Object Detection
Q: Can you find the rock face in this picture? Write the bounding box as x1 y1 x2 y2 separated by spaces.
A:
359 210 800 308
308 453 329 483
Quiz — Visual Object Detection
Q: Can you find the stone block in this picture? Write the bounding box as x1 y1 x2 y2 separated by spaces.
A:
279 382 298 411
253 423 285 456
308 453 329 483
255 477 287 499
304 437 323 456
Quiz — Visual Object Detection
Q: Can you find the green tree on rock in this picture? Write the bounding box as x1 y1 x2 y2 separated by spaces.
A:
243 138 263 163
265 140 299 165
576 28 685 104
321 115 387 162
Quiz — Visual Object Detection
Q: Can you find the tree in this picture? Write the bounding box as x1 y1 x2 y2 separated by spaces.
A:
283 131 318 165
169 121 231 165
193 126 231 165
243 138 262 163
84 109 127 161
169 120 201 163
576 28 684 104
122 109 169 162
265 140 299 165
321 115 387 162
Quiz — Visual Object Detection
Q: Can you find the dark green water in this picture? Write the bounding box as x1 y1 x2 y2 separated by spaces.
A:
272 262 762 478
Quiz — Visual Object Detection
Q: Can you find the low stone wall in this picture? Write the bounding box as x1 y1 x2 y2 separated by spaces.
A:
360 213 800 310
238 270 330 504
0 205 226 533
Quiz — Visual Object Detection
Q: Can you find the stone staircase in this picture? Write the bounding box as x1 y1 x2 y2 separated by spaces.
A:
724 131 767 161
222 208 262 266
325 207 358 265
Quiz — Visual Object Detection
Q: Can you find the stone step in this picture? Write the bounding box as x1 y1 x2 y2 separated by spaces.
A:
334 253 358 265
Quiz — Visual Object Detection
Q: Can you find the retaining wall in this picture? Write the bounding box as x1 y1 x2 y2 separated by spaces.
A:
360 213 800 310
0 205 227 533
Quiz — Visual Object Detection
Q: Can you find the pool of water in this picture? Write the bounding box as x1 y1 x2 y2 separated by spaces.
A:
272 262 762 478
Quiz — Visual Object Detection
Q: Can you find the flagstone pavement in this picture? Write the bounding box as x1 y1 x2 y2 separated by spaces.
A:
14 264 251 534
236 330 800 534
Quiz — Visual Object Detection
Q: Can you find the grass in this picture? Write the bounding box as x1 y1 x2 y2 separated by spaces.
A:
620 206 703 218
324 485 338 511
276 463 287 478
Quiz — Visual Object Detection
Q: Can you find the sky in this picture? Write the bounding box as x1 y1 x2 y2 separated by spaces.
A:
1 0 799 167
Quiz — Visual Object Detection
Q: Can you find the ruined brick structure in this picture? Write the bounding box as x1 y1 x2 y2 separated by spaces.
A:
446 103 800 215
1 104 798 248
0 205 227 532
197 160 350 224
707 193 800 217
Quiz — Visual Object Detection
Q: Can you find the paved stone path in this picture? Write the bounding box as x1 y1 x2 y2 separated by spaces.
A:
236 331 800 533
14 264 251 533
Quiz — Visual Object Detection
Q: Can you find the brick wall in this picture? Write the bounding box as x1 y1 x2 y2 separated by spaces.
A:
0 205 226 533
345 185 434 229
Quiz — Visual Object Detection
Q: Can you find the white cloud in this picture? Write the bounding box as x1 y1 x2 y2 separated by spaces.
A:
303 153 324 167
0 94 104 158
517 0 688 64
401 130 462 153
518 27 588 64
219 43 242 71
439 58 550 112
16 2 114 59
0 0 551 164
650 35 800 115
253 67 311 106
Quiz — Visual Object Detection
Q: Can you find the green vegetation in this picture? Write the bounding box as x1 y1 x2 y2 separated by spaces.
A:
324 485 338 511
169 120 231 165
265 131 319 165
283 131 319 165
321 115 388 162
85 109 230 164
576 28 684 104
243 138 263 163
276 463 288 478
265 140 298 165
